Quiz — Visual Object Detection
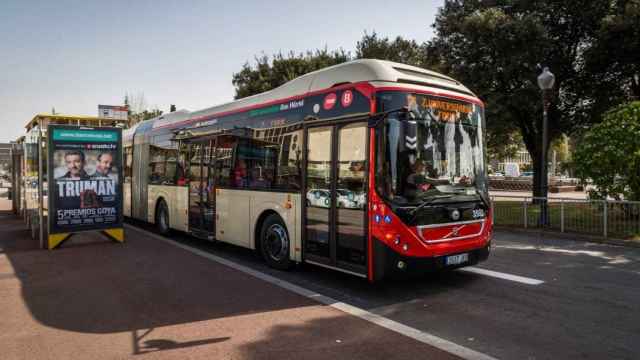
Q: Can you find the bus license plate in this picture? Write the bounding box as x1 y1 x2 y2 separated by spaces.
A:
446 253 469 266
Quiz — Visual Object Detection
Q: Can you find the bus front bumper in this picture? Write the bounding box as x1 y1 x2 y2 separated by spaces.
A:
372 237 490 281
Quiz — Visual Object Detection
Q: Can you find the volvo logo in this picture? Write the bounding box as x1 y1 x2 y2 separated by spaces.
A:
448 225 466 238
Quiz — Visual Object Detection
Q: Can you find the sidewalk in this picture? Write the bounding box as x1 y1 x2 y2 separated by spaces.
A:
0 212 459 360
490 190 588 199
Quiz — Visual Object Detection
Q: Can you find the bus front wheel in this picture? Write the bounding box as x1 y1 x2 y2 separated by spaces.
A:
155 200 170 235
259 214 292 270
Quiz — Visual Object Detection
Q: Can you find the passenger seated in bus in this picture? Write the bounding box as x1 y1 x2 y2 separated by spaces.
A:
233 159 248 187
249 167 272 188
175 162 188 186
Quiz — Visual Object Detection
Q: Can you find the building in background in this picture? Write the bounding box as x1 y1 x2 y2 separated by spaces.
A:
490 148 532 175
25 113 128 134
499 150 532 173
98 105 129 121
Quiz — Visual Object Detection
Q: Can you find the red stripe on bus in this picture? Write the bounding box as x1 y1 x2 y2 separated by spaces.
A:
151 82 376 132
149 83 481 133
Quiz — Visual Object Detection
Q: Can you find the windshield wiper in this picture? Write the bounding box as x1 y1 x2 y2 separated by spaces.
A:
369 106 414 127
408 194 454 220
441 187 490 209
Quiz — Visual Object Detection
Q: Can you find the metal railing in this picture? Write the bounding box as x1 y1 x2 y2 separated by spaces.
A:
491 195 640 240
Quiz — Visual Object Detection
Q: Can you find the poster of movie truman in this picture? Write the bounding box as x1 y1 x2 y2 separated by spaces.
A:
47 125 123 234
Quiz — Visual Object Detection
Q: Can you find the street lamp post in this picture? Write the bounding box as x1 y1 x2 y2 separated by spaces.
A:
537 67 555 226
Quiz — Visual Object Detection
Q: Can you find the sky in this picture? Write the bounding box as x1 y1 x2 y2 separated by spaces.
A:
0 0 443 142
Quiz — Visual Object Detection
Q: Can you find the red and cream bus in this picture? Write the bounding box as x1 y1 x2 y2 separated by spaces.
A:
124 59 492 281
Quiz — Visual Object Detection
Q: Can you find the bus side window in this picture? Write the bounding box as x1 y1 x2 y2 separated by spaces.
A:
124 146 133 183
232 139 277 190
275 130 302 190
188 144 202 184
149 145 179 185
214 138 234 187
176 143 189 186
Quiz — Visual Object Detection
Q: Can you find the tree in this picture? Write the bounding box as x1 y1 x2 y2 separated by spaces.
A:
232 49 350 99
573 101 640 201
355 31 425 67
424 0 632 197
232 32 428 99
124 91 162 124
487 130 524 164
124 94 130 116
125 91 148 116
584 1 640 100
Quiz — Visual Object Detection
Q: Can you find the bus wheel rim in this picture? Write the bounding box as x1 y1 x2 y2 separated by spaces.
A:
266 224 288 261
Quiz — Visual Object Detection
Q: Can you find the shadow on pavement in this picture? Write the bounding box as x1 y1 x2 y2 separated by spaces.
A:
131 328 230 355
0 213 314 335
136 217 484 313
237 313 459 360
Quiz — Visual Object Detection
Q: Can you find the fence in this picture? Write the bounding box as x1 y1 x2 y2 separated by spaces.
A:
491 195 640 240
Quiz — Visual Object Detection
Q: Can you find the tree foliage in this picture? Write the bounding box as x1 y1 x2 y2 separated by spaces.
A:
229 2 639 196
232 32 426 99
583 0 640 105
124 92 163 124
355 32 425 67
424 0 637 196
232 49 350 99
574 101 640 201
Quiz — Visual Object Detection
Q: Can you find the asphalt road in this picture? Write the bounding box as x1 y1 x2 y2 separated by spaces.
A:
0 213 461 360
134 221 640 360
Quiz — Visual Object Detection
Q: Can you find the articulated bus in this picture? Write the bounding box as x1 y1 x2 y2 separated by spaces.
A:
124 59 492 281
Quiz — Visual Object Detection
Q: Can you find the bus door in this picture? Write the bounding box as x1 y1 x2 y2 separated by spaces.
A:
188 140 215 238
304 122 369 276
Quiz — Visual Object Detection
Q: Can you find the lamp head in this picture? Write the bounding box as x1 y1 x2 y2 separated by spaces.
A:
537 67 555 90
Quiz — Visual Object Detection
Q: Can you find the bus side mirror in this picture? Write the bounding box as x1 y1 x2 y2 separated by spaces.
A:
369 106 412 128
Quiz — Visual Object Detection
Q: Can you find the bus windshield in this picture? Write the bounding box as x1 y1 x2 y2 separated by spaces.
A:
376 93 487 205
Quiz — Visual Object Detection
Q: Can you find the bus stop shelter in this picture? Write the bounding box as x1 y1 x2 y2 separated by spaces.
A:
14 113 128 248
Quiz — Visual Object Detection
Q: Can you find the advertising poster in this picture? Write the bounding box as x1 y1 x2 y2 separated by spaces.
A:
47 125 123 234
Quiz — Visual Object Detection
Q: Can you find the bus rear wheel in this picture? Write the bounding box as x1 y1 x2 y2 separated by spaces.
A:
155 200 170 235
259 214 292 270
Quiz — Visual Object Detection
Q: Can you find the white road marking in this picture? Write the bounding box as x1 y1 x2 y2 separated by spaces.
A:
127 224 498 360
459 267 544 285
495 244 632 265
